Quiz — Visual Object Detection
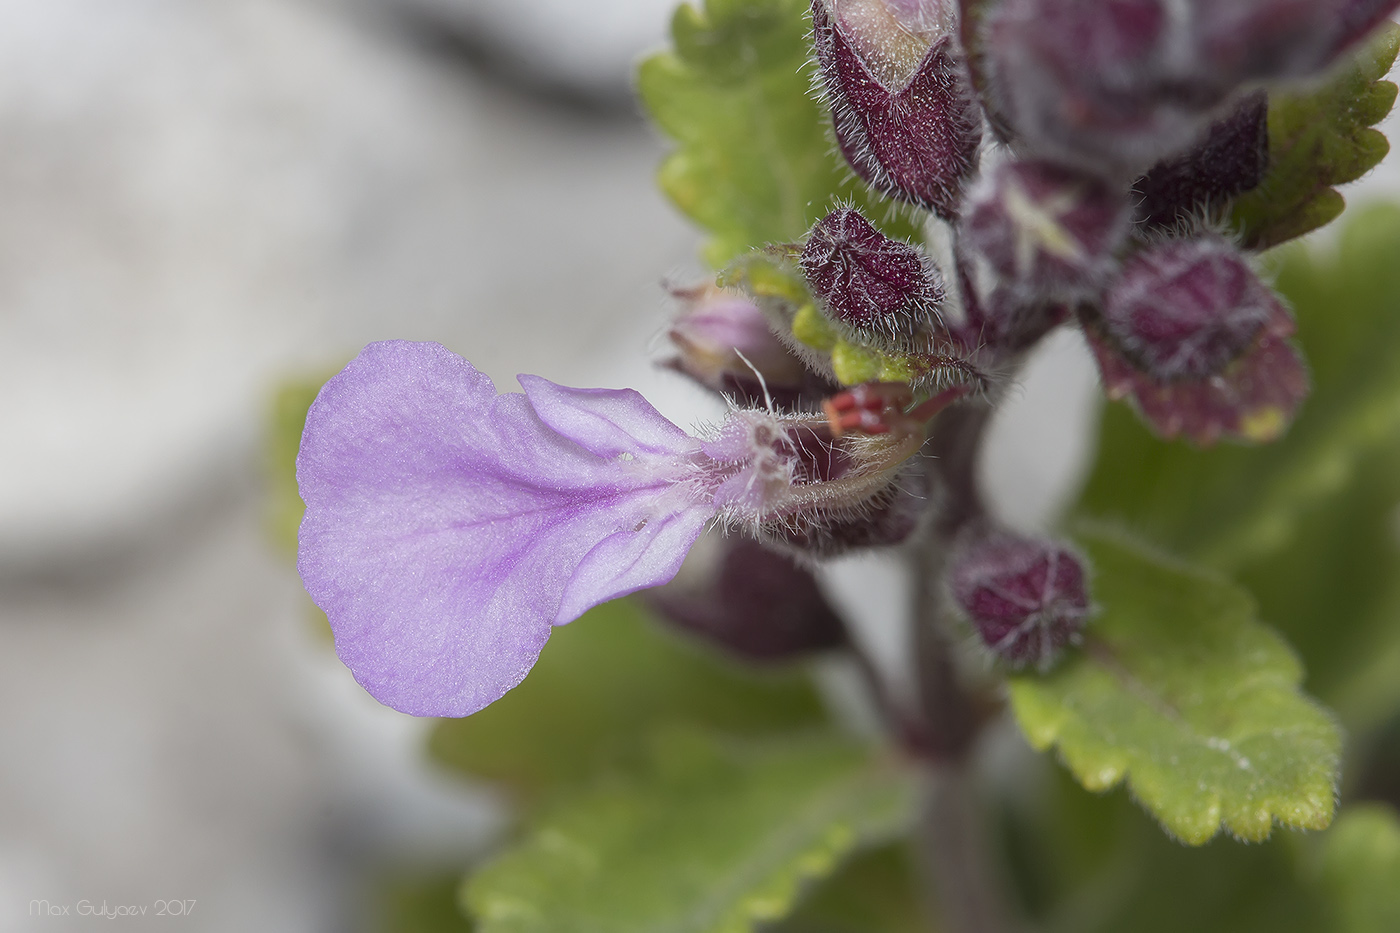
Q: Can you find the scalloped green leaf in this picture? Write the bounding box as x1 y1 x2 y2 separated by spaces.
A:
1078 204 1400 573
1318 804 1400 933
463 730 917 933
1008 529 1341 845
1231 24 1400 249
429 599 828 798
637 0 918 267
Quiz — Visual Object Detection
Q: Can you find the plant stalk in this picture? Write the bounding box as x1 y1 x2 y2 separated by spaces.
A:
908 398 1010 933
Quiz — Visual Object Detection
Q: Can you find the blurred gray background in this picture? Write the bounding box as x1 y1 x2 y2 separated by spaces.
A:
1 1 1396 930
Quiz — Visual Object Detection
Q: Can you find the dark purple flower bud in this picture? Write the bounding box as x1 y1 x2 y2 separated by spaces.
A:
649 538 848 662
764 452 932 555
950 530 1089 670
984 0 1222 175
1102 237 1275 379
799 207 946 347
811 0 983 217
1133 91 1270 230
961 159 1131 298
1197 0 1400 85
665 282 819 408
1333 0 1400 60
1086 236 1309 444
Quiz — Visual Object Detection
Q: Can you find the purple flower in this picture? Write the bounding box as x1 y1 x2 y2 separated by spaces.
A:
297 341 931 716
297 341 714 716
1197 0 1400 86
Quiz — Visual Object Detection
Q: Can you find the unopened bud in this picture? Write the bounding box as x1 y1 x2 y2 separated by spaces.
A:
1133 91 1269 230
985 0 1220 175
962 159 1131 298
811 0 982 217
768 454 932 555
649 537 847 662
950 531 1089 671
800 207 946 347
1087 236 1309 444
1102 237 1275 380
1197 0 1400 86
666 282 816 408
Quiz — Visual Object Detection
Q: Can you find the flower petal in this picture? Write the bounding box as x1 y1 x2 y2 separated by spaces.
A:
518 376 700 460
297 341 711 717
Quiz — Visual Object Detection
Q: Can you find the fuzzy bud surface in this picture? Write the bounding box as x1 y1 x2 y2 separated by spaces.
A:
812 0 982 216
800 207 946 345
1132 91 1270 229
950 531 1089 670
1088 237 1309 443
962 159 1130 297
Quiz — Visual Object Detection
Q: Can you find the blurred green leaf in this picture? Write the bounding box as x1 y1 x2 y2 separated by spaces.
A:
1317 804 1400 933
1003 766 1331 933
463 729 917 933
1234 437 1400 732
265 376 327 557
1231 25 1400 249
429 599 829 799
637 0 918 267
1008 529 1341 845
769 843 933 933
377 874 475 933
1079 204 1400 573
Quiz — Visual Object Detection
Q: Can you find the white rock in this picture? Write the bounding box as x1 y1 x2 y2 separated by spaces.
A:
383 0 679 96
0 0 697 567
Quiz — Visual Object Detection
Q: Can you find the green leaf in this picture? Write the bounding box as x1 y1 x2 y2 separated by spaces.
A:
637 0 918 267
1234 437 1400 731
1078 203 1400 573
463 729 917 933
1004 766 1398 933
769 844 933 933
1008 529 1341 845
1002 765 1332 933
1231 25 1400 249
376 874 475 933
429 599 829 798
1317 804 1400 933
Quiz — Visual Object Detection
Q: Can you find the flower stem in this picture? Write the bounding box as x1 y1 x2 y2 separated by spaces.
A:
907 398 1010 933
919 764 1011 933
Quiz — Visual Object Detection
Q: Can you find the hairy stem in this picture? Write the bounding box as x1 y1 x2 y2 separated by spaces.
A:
909 397 1009 933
